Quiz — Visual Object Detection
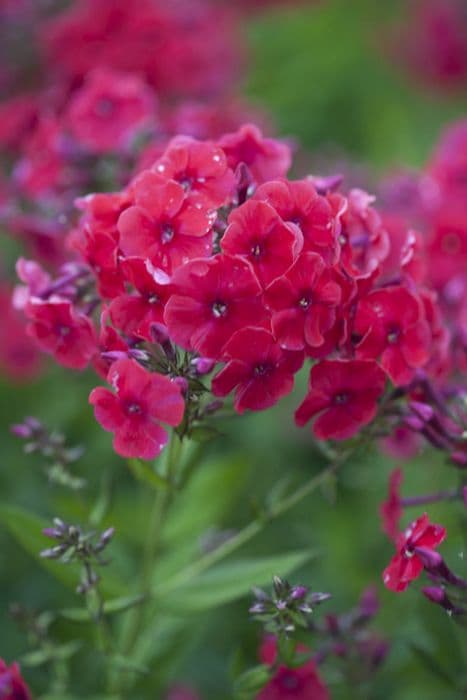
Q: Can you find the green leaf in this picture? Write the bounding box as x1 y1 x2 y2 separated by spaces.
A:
410 644 458 689
20 641 82 667
234 665 271 698
60 594 145 622
126 458 169 490
162 457 250 545
163 549 315 612
0 504 126 598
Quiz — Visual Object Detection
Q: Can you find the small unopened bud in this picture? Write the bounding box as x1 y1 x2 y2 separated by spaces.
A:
101 350 128 363
150 322 170 346
414 546 443 570
409 401 434 422
290 585 308 601
307 173 343 194
128 349 150 362
204 400 223 415
422 586 445 605
173 377 189 395
100 527 115 546
191 357 216 375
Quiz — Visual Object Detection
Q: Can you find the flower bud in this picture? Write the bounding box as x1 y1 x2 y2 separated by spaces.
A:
191 357 216 375
414 546 443 569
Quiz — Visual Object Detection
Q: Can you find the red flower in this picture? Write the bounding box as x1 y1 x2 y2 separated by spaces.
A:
118 171 215 273
164 254 266 358
354 286 431 386
66 67 156 153
218 124 291 184
25 298 96 370
0 658 31 700
222 199 302 287
93 307 129 379
264 252 344 350
257 637 329 700
254 179 340 262
110 258 171 341
89 358 185 460
0 285 41 382
382 513 446 592
380 468 403 542
295 359 387 440
153 136 235 207
212 327 303 413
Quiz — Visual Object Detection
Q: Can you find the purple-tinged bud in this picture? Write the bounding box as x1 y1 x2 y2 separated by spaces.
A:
11 423 34 438
173 377 189 395
414 546 443 570
100 527 115 545
310 592 332 605
307 173 344 194
409 401 434 422
150 322 170 346
450 451 467 467
204 400 223 415
40 545 65 559
191 357 216 375
290 585 308 601
422 586 445 605
275 600 287 611
128 349 150 362
249 603 266 614
404 415 425 431
359 585 379 618
42 528 62 539
101 350 128 363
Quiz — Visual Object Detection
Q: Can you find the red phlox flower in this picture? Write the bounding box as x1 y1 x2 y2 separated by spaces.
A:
0 285 41 382
110 257 171 341
264 252 346 351
253 179 340 262
378 214 427 285
118 171 215 273
380 426 421 461
427 119 467 200
212 327 303 413
25 297 97 369
77 228 124 299
426 204 467 307
89 358 185 459
382 513 446 592
295 359 387 441
93 306 129 379
0 93 38 151
380 467 403 542
221 199 302 287
257 637 329 700
354 286 431 386
218 124 291 184
13 257 51 309
13 115 71 198
153 135 235 207
0 658 31 700
339 189 390 277
164 254 266 358
66 67 157 154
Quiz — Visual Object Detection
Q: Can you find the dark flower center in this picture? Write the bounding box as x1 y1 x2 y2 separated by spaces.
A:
212 301 227 318
279 671 301 691
387 326 400 344
95 97 115 118
298 295 312 309
161 225 175 244
250 242 262 258
334 392 349 405
126 402 143 415
254 363 271 377
147 294 159 304
57 325 71 337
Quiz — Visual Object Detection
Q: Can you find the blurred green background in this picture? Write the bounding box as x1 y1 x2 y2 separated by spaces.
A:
1 1 467 698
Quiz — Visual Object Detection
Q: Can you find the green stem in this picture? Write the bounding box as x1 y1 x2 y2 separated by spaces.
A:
111 433 181 692
154 461 337 598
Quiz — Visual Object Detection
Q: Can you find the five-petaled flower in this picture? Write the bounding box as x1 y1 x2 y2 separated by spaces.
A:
257 637 329 700
212 327 303 413
89 358 185 459
295 359 387 440
382 513 446 592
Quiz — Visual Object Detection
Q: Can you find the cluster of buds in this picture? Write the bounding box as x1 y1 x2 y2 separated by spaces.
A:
312 587 390 679
41 518 114 594
249 576 331 637
418 549 467 617
11 416 85 489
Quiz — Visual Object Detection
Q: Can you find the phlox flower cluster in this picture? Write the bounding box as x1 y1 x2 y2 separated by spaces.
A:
16 125 447 460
